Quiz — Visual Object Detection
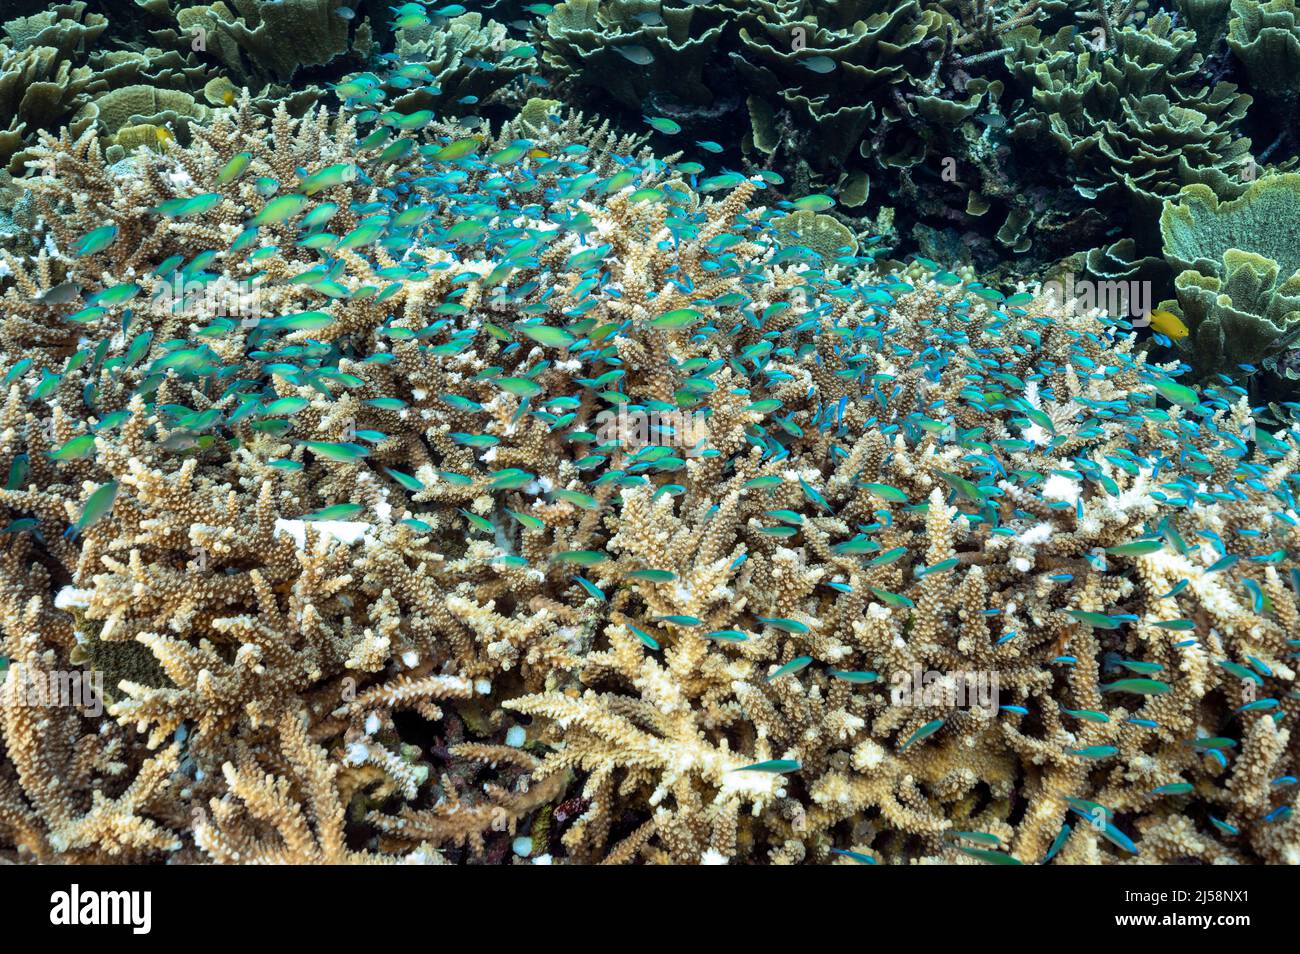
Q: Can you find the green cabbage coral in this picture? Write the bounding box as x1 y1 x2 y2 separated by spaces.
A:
172 0 359 85
728 0 1029 259
1176 0 1234 51
535 0 1046 267
1009 13 1253 236
730 0 944 178
1227 0 1300 96
769 208 860 256
0 1 105 173
1157 173 1300 372
528 1 1282 277
379 11 538 118
541 0 729 110
0 1 236 173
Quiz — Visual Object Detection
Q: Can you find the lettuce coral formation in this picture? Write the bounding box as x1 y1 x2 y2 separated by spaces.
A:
0 0 380 175
1010 13 1254 235
0 1 107 173
352 10 539 122
0 92 1296 866
1227 0 1300 97
1157 173 1300 375
523 0 1287 276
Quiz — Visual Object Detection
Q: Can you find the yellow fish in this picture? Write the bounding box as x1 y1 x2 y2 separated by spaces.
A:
528 148 550 159
1148 309 1189 340
155 126 175 145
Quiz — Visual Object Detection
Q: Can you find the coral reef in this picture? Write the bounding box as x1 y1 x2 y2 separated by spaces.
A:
0 1 106 173
1008 13 1254 245
168 0 360 84
0 0 377 175
0 96 1296 866
1227 0 1300 99
4 0 1298 300
335 10 540 126
1157 173 1300 377
521 0 1300 280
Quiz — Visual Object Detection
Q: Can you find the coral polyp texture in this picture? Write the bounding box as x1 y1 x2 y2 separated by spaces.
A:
0 1 1297 868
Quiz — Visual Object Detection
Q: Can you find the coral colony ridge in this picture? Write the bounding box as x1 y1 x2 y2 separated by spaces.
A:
0 1 1297 870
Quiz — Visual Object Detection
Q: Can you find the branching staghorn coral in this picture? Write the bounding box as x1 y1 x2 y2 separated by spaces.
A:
0 96 1296 867
486 296 1300 864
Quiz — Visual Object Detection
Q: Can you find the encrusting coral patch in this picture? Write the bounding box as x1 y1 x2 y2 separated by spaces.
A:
0 91 1296 865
